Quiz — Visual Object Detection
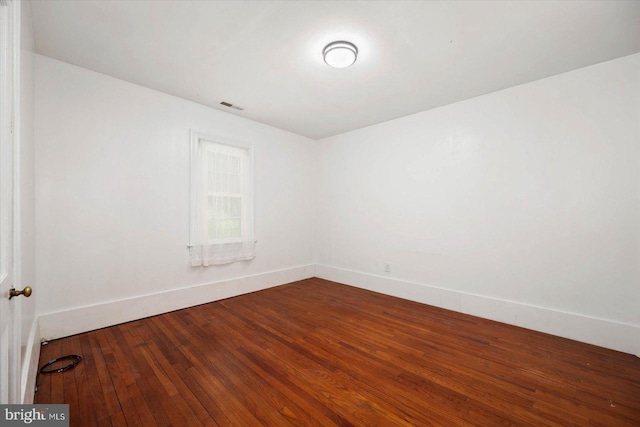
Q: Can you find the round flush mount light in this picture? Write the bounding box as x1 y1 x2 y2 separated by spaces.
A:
323 41 358 68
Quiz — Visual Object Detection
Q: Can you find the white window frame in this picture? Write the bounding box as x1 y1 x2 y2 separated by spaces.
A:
188 131 255 265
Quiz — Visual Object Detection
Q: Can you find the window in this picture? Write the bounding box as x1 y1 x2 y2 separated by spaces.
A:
189 132 255 266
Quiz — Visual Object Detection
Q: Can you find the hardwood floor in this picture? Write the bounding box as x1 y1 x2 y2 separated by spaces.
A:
35 278 640 426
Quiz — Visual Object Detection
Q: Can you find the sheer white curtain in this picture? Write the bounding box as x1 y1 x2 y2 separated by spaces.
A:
190 133 255 266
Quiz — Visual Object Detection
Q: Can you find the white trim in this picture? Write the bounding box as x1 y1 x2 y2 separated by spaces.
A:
38 265 315 340
188 130 199 248
315 264 640 355
0 0 22 404
20 317 39 404
11 0 23 404
11 0 20 291
9 0 21 401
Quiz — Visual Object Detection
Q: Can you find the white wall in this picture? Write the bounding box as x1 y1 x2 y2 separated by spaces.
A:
34 55 316 338
317 54 640 354
33 49 639 354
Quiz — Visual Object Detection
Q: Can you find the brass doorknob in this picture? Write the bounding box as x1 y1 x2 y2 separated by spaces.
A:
9 286 32 300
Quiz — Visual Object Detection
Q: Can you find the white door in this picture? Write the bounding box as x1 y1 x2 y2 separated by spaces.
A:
0 0 21 404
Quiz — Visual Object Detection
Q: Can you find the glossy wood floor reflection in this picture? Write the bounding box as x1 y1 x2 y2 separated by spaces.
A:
35 278 640 426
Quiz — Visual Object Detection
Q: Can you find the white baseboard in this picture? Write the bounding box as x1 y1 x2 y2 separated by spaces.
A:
36 263 639 355
38 264 315 341
21 318 40 404
315 264 640 355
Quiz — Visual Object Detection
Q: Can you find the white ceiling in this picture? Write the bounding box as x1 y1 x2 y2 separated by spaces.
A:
30 0 640 140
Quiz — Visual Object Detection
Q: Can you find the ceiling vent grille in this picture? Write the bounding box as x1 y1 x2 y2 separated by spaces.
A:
220 101 244 111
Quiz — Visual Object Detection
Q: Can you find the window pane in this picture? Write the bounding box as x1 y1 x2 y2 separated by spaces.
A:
230 197 241 217
195 139 251 247
214 172 226 192
229 218 241 238
223 196 230 216
207 196 242 241
228 174 240 193
216 153 228 172
220 217 241 238
207 153 216 189
230 156 240 174
207 196 216 239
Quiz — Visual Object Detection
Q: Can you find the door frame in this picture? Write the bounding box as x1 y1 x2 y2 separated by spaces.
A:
0 0 22 404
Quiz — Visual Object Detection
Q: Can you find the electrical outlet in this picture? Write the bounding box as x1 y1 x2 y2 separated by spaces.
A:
384 263 391 273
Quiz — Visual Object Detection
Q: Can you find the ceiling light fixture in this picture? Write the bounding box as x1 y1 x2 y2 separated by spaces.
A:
323 41 358 68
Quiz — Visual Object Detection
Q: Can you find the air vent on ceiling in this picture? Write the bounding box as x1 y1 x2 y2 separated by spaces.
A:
220 101 244 111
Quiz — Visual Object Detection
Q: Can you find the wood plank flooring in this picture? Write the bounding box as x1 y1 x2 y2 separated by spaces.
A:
35 278 640 426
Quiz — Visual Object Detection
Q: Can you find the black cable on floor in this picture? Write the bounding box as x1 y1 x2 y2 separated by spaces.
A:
35 354 82 393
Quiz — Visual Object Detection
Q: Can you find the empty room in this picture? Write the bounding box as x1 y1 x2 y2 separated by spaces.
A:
1 0 639 425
